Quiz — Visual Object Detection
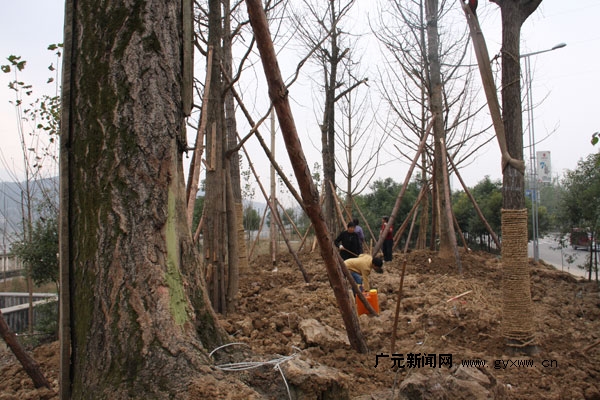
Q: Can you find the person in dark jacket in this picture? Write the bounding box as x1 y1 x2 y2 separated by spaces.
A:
334 221 361 260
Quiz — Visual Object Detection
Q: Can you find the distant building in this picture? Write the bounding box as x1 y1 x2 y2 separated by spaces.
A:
0 252 23 275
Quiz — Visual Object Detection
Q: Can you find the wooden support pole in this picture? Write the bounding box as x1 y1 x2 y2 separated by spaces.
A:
373 120 434 257
392 183 429 252
276 198 304 242
0 310 52 390
240 137 310 282
330 181 351 231
245 0 368 352
390 260 408 354
447 151 502 251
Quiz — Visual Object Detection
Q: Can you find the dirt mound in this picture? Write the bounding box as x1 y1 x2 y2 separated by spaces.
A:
2 249 600 399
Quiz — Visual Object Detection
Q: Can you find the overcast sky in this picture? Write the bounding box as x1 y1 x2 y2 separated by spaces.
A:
469 0 600 185
0 1 598 193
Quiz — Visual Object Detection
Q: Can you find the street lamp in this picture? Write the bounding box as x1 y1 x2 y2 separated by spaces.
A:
521 42 566 262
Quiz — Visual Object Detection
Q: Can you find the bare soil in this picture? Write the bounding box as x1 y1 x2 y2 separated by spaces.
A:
2 249 600 399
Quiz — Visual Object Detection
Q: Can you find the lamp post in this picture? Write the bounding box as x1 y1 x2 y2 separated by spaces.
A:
521 42 566 262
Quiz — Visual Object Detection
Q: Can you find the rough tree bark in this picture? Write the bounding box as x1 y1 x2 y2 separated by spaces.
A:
321 1 341 234
60 0 227 397
203 0 236 314
223 0 246 305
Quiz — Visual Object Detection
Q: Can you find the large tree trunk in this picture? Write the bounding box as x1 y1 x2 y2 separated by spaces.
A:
223 0 243 309
425 0 459 260
322 5 340 234
60 0 226 397
203 0 233 314
494 0 542 354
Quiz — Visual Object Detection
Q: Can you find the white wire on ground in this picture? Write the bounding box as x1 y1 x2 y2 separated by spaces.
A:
208 342 250 358
209 344 302 400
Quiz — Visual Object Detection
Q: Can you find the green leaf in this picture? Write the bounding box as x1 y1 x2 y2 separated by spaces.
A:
1 65 10 73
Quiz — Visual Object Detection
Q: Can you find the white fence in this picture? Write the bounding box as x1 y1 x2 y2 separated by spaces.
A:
0 292 58 333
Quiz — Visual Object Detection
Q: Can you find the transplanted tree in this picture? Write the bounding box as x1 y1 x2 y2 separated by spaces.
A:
291 0 370 233
201 0 240 314
59 0 230 397
192 0 300 308
487 0 543 353
374 0 489 260
335 54 385 218
424 0 459 263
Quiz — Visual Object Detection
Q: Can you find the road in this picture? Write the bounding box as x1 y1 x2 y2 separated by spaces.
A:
528 235 598 279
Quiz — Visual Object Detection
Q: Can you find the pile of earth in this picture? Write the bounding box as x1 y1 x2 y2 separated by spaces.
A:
2 248 600 399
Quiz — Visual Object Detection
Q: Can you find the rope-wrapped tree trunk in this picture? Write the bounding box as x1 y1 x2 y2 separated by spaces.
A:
460 0 540 353
501 209 535 345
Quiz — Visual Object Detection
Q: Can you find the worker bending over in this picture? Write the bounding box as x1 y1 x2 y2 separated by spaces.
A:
345 254 383 292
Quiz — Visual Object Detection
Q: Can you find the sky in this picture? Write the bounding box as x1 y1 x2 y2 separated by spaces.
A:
0 1 599 195
0 1 64 182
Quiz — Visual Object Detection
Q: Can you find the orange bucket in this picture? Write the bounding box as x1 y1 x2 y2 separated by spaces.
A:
356 289 379 315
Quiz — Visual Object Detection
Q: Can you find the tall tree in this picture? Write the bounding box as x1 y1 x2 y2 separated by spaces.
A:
291 0 367 233
200 0 245 314
489 0 543 353
374 0 488 254
424 0 459 261
60 0 226 397
335 53 383 214
223 0 248 283
193 0 291 309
